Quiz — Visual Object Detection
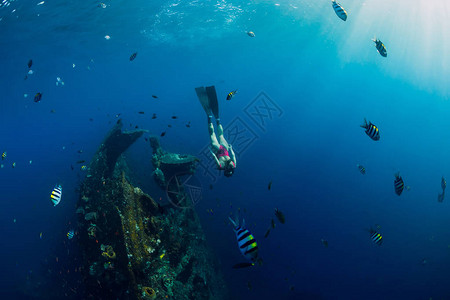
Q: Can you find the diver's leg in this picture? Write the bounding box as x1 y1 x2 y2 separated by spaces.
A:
209 121 220 151
217 122 229 148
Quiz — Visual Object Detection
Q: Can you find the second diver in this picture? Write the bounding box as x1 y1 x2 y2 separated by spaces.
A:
195 85 236 177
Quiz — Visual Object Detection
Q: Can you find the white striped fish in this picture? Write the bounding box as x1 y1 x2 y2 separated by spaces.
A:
372 38 387 57
394 173 404 196
51 185 62 206
360 118 380 141
331 0 347 21
370 228 383 246
229 217 259 268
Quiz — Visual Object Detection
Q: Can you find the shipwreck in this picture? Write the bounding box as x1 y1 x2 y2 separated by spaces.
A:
75 120 229 299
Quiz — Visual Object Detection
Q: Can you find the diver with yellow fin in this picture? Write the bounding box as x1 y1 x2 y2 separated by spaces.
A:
195 86 236 177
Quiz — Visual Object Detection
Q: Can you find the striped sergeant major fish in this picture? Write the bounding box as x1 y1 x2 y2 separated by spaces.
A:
394 172 404 196
229 216 259 269
360 118 380 141
67 230 74 239
331 0 347 21
372 37 387 57
356 164 366 175
51 185 62 206
226 90 237 101
369 228 383 246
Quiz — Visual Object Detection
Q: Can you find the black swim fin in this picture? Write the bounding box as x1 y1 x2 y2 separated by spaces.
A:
206 85 219 120
195 86 212 116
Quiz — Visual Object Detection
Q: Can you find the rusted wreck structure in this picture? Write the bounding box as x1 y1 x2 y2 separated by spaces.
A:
76 120 228 299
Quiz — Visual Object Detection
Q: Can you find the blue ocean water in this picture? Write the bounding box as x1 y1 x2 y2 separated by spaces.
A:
1 0 449 299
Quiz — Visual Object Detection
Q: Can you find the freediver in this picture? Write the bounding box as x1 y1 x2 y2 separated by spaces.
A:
195 86 236 177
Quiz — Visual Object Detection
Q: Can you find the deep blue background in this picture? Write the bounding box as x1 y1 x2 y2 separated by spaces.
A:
1 0 449 299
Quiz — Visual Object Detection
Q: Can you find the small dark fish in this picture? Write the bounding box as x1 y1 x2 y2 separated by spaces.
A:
77 150 83 154
275 208 285 224
160 131 166 137
76 160 85 164
186 122 191 128
34 92 42 103
438 192 445 203
372 38 387 57
70 164 74 170
152 114 157 119
138 111 144 114
129 52 137 61
89 118 94 122
332 0 347 21
226 90 237 100
357 164 366 175
28 59 33 68
394 172 404 196
168 125 172 128
24 75 28 80
370 228 383 246
271 218 276 229
360 118 380 141
268 180 272 190
144 137 148 142
289 286 295 292
116 120 120 124
232 262 254 269
264 228 271 238
441 176 446 191
321 239 329 248
152 95 158 99
135 125 138 128
209 184 213 190
171 116 178 119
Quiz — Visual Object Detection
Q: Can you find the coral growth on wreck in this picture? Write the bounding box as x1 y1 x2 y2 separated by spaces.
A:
76 121 229 299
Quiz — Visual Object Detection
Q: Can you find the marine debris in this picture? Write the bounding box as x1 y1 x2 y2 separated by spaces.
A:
76 121 228 299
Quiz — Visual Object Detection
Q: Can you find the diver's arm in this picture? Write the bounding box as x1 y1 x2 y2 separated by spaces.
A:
229 145 236 167
210 148 221 168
